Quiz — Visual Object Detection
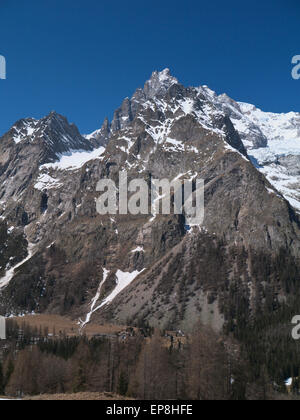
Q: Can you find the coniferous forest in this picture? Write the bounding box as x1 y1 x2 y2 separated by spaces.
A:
0 318 299 400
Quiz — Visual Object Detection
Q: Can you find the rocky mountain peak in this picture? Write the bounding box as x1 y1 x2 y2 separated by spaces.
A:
37 112 93 160
41 111 78 132
1 111 92 156
0 110 96 207
85 117 111 148
143 68 179 99
85 69 180 146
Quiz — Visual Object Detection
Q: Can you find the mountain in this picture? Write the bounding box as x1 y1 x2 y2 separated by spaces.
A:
0 69 299 345
205 92 300 212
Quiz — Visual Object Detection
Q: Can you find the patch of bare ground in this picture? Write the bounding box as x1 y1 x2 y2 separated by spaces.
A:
11 314 129 337
23 392 134 401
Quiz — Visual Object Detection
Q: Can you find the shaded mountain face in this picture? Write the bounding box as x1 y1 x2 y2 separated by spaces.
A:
0 70 299 335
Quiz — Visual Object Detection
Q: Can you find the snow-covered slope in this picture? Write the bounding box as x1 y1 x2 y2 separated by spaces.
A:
197 90 300 212
238 103 300 144
41 146 105 171
236 105 300 212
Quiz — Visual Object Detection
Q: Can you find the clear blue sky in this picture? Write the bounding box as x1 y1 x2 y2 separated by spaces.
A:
0 0 300 136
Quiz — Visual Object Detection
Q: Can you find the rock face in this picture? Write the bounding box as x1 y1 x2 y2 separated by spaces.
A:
0 112 94 202
0 69 300 334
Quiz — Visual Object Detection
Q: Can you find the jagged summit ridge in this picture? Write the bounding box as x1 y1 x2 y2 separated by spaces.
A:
143 68 179 99
86 68 247 156
2 111 93 158
83 68 300 212
86 68 179 145
0 111 96 205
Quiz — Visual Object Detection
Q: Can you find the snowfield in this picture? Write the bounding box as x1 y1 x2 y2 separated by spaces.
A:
80 268 145 328
42 147 105 171
94 269 145 311
0 243 35 290
222 100 300 212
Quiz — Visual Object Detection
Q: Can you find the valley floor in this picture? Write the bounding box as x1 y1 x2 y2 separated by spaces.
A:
11 314 127 338
23 392 134 401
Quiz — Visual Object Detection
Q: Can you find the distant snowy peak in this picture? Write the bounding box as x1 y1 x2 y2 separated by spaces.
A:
200 91 300 151
237 102 300 145
2 111 94 164
196 90 268 150
207 93 300 212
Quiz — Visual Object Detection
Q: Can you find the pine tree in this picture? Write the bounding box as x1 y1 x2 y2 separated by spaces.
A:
118 371 128 396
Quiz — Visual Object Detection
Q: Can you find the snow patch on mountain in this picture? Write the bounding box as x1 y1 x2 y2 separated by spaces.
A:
131 246 144 253
41 147 105 171
249 158 300 211
93 269 145 311
79 268 110 329
165 138 185 152
34 173 63 191
11 119 38 144
0 243 35 290
250 138 300 164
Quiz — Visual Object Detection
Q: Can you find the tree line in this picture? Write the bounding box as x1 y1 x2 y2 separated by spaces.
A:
0 319 295 400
